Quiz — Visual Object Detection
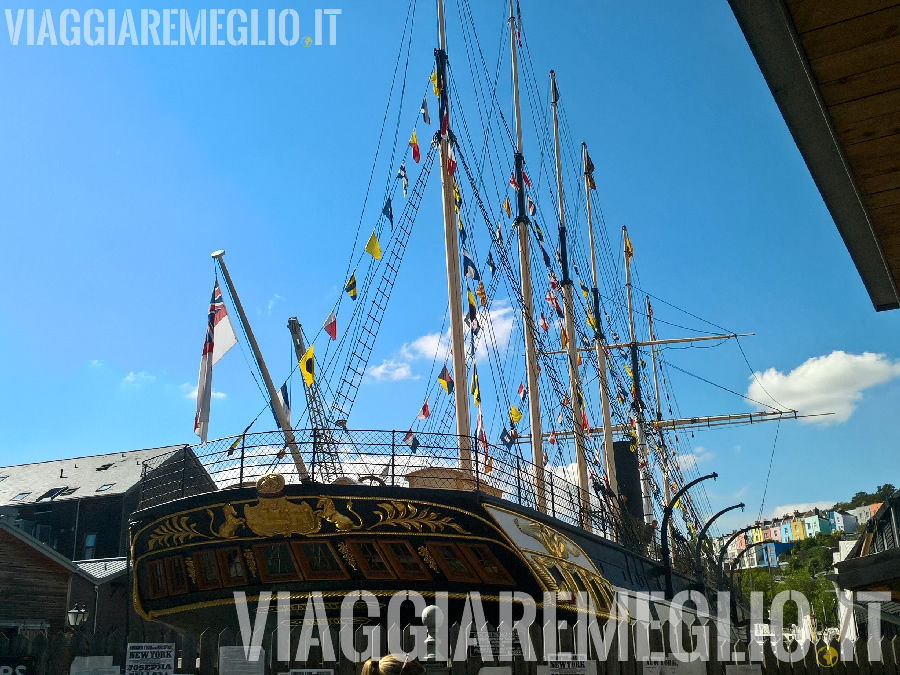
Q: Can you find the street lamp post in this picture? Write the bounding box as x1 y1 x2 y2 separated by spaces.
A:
66 604 88 630
716 525 757 592
694 502 745 588
662 472 717 600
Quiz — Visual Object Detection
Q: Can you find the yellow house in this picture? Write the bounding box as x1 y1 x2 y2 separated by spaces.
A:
751 524 764 543
790 517 806 541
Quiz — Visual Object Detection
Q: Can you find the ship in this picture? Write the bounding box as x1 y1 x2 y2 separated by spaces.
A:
128 0 813 637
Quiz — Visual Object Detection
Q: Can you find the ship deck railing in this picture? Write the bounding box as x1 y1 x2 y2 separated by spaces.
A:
136 428 676 560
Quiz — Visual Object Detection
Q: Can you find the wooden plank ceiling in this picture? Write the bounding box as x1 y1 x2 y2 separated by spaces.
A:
786 0 900 301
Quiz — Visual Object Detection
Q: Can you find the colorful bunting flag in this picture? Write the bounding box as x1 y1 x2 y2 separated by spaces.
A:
270 381 291 428
500 427 516 450
466 287 479 334
547 432 556 447
585 150 596 190
397 161 408 198
545 290 563 318
509 171 520 192
403 428 420 453
485 456 493 474
324 310 337 341
462 249 480 280
503 196 511 218
540 312 549 332
486 251 496 276
557 409 563 424
528 197 536 217
548 270 558 290
382 198 393 228
522 170 531 189
476 280 487 307
298 344 314 387
365 231 381 260
582 408 591 439
495 221 504 246
438 364 454 395
509 405 523 425
420 96 431 125
540 244 553 268
517 382 527 401
447 144 458 176
561 327 568 349
535 223 545 243
409 129 420 164
344 273 357 300
476 406 488 454
417 397 430 420
471 363 481 406
228 423 253 456
624 230 633 260
429 68 440 96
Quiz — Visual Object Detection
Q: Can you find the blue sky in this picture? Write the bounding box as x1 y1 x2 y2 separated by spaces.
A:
0 0 897 534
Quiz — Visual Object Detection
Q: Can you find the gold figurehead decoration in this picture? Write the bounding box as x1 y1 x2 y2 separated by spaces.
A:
242 473 363 537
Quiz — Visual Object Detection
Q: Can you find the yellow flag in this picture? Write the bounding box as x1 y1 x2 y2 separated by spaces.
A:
624 231 633 261
429 69 440 97
509 405 523 425
586 312 596 330
365 231 381 260
503 196 511 218
561 327 568 349
298 344 314 387
485 456 493 474
624 362 633 378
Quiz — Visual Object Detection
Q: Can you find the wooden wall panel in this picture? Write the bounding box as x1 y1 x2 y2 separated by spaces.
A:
800 6 900 60
0 529 70 631
789 0 899 34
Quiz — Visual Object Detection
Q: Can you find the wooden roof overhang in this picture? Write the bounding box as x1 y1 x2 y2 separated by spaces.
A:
729 0 900 311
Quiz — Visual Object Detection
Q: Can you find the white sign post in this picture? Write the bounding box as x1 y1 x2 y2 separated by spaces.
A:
125 644 175 675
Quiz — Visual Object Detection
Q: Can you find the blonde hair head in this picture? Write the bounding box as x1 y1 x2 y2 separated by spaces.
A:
361 654 425 675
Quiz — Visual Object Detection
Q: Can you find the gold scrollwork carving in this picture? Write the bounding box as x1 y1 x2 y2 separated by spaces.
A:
369 502 469 534
417 545 439 573
148 516 209 551
243 548 258 578
514 518 580 559
183 556 196 584
337 542 358 570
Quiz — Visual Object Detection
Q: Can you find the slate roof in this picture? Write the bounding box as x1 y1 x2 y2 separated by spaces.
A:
74 558 128 581
0 445 187 505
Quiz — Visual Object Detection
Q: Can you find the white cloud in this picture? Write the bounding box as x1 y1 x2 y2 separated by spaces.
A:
747 351 900 424
267 294 281 312
366 359 418 382
180 383 227 400
769 501 835 519
89 359 103 368
122 371 155 387
675 446 715 471
400 332 450 362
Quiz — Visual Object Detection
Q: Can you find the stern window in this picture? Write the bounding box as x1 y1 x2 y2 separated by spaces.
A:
293 542 348 581
382 541 431 581
218 548 248 587
348 540 395 580
461 544 515 585
254 543 300 582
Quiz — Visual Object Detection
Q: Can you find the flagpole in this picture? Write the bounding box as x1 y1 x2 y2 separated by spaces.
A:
550 70 590 531
581 142 619 503
212 250 310 482
623 230 653 524
509 0 546 513
435 0 472 474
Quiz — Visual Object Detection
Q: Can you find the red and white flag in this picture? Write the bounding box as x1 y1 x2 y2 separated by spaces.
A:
548 431 556 446
509 171 520 192
522 170 531 189
194 280 237 443
417 397 430 420
539 312 549 332
582 408 591 439
475 406 488 455
324 310 337 341
447 145 458 176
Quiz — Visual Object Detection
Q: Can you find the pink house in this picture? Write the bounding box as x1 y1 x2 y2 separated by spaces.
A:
870 503 883 517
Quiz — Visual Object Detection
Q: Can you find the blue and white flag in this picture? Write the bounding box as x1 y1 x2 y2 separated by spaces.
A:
462 249 480 280
382 198 393 228
270 382 291 427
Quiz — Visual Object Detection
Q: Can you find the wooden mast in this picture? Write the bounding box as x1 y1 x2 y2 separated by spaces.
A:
509 0 545 511
646 296 673 544
435 0 472 473
212 250 310 482
622 227 654 524
581 142 619 500
550 70 590 530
